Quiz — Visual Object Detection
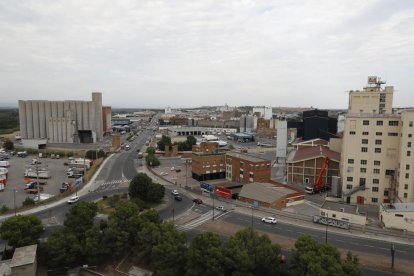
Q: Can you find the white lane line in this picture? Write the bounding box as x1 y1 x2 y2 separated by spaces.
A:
363 245 375 248
336 240 345 243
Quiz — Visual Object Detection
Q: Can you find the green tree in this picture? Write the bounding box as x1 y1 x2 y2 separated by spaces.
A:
146 154 160 167
85 150 106 160
342 251 361 276
83 226 106 264
147 183 165 203
64 202 98 239
186 232 224 276
2 139 14 150
291 235 360 276
0 205 10 214
0 215 43 247
146 147 156 155
22 197 35 206
222 227 281 276
157 135 172 151
151 222 188 276
129 173 153 201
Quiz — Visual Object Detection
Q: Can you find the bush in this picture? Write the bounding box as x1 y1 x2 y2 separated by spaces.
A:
146 154 160 167
22 197 35 206
0 205 10 214
3 139 14 151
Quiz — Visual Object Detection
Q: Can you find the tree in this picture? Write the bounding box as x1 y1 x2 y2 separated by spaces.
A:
146 154 160 167
83 226 106 264
64 202 98 239
129 173 153 201
342 251 361 276
147 183 165 203
22 197 35 206
186 232 224 276
291 235 360 276
86 149 107 160
222 227 281 276
157 135 172 151
146 147 156 155
151 222 188 276
2 139 13 150
0 215 43 247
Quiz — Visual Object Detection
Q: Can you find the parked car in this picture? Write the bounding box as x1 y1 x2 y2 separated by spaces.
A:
170 167 175 171
175 168 181 172
171 189 179 196
160 172 168 176
193 198 203 204
262 217 277 224
216 206 226 211
67 195 80 204
174 195 183 201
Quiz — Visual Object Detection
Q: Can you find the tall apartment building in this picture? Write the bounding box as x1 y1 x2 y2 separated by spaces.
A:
341 77 414 205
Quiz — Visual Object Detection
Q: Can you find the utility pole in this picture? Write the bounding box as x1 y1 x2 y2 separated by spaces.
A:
212 192 215 220
13 189 17 216
391 243 395 269
325 211 329 244
36 161 40 202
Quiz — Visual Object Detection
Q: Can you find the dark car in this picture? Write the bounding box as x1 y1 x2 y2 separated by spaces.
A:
193 198 203 204
174 195 183 201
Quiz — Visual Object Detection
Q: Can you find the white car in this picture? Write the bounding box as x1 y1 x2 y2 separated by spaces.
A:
160 172 168 176
67 196 80 204
216 206 226 211
170 167 175 171
171 190 179 196
262 217 277 224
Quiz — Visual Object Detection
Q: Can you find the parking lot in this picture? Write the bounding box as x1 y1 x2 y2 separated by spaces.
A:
0 154 73 209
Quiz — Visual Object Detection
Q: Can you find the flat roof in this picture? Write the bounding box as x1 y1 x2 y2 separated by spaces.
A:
10 244 37 268
321 201 358 214
346 113 401 118
382 203 414 212
226 151 269 163
239 182 296 203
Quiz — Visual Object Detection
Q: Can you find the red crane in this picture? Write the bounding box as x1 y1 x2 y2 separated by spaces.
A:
305 156 330 194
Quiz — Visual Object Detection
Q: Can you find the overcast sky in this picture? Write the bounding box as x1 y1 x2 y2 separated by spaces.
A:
1 0 413 108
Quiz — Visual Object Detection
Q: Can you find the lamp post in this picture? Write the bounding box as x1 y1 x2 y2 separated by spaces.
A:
212 191 215 221
13 189 17 216
391 243 395 269
325 211 329 244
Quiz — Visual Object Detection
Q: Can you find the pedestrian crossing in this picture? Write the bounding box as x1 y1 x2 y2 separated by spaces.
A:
94 177 131 192
175 209 231 232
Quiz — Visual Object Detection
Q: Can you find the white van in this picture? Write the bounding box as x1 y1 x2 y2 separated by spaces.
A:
0 161 10 167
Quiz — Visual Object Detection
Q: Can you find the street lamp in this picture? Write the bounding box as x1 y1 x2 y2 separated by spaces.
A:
13 189 17 216
325 211 329 244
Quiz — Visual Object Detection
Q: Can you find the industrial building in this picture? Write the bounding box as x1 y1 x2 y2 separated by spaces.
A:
191 142 226 181
341 77 414 205
225 152 271 184
380 203 414 232
18 92 107 146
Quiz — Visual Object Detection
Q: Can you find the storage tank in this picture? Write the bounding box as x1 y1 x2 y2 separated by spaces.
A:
330 176 341 197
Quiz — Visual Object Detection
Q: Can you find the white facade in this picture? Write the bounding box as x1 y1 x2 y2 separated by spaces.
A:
276 119 288 161
380 203 414 232
18 92 103 144
341 78 414 205
253 106 272 120
165 107 172 114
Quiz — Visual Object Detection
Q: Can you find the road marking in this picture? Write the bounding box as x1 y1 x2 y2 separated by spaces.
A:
363 245 374 248
336 239 345 243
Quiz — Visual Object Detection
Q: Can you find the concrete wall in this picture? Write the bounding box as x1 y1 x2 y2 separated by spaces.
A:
320 207 366 226
380 207 414 232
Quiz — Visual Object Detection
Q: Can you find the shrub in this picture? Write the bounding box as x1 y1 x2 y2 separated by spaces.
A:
22 197 35 206
0 205 10 214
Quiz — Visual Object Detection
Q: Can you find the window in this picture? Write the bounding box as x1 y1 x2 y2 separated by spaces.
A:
349 131 356 135
375 148 381 153
346 184 352 189
409 121 413 127
359 178 366 186
405 184 408 190
395 214 404 218
388 132 398 136
375 140 382 145
409 134 413 138
389 121 399 126
374 160 381 166
360 168 366 173
362 139 368 144
372 187 379 192
347 167 354 173
408 151 411 157
376 132 382 136
371 198 378 203
362 131 369 135
363 120 370 125
406 164 410 170
373 169 380 174
348 159 354 164
408 142 412 148
406 173 409 179
385 170 395 176
361 160 367 165
347 177 353 182
240 162 244 167
384 190 389 196
361 147 368 152
373 179 379 184
404 193 408 198
376 120 383 126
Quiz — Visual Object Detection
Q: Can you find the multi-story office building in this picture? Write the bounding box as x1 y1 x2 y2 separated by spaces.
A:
341 77 414 205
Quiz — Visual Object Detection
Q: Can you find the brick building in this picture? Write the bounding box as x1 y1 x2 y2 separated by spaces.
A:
192 142 226 181
225 152 271 184
287 145 340 186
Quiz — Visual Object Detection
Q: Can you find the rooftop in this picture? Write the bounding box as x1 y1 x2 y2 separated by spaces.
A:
287 145 340 163
239 182 296 203
382 203 414 212
226 151 269 163
321 201 358 214
10 244 37 268
346 113 401 118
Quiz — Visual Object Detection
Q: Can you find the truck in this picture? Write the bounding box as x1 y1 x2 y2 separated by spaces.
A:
24 168 50 179
67 168 84 178
60 182 72 193
17 151 27 157
137 152 143 159
305 157 330 194
24 182 44 193
0 161 10 167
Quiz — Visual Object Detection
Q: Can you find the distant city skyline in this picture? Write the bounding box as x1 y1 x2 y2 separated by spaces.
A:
1 1 414 108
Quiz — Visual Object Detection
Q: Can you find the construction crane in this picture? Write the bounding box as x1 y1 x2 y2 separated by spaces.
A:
305 157 330 194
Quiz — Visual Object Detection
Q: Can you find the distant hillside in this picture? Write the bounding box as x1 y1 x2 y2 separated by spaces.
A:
0 108 19 135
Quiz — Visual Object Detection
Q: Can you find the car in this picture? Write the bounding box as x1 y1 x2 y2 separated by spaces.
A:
262 217 277 224
216 206 226 211
67 196 80 204
170 167 175 171
175 168 181 172
193 198 203 204
171 189 179 196
160 172 168 176
174 195 183 201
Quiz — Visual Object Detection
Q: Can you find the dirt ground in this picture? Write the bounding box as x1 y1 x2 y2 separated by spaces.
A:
199 220 414 276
